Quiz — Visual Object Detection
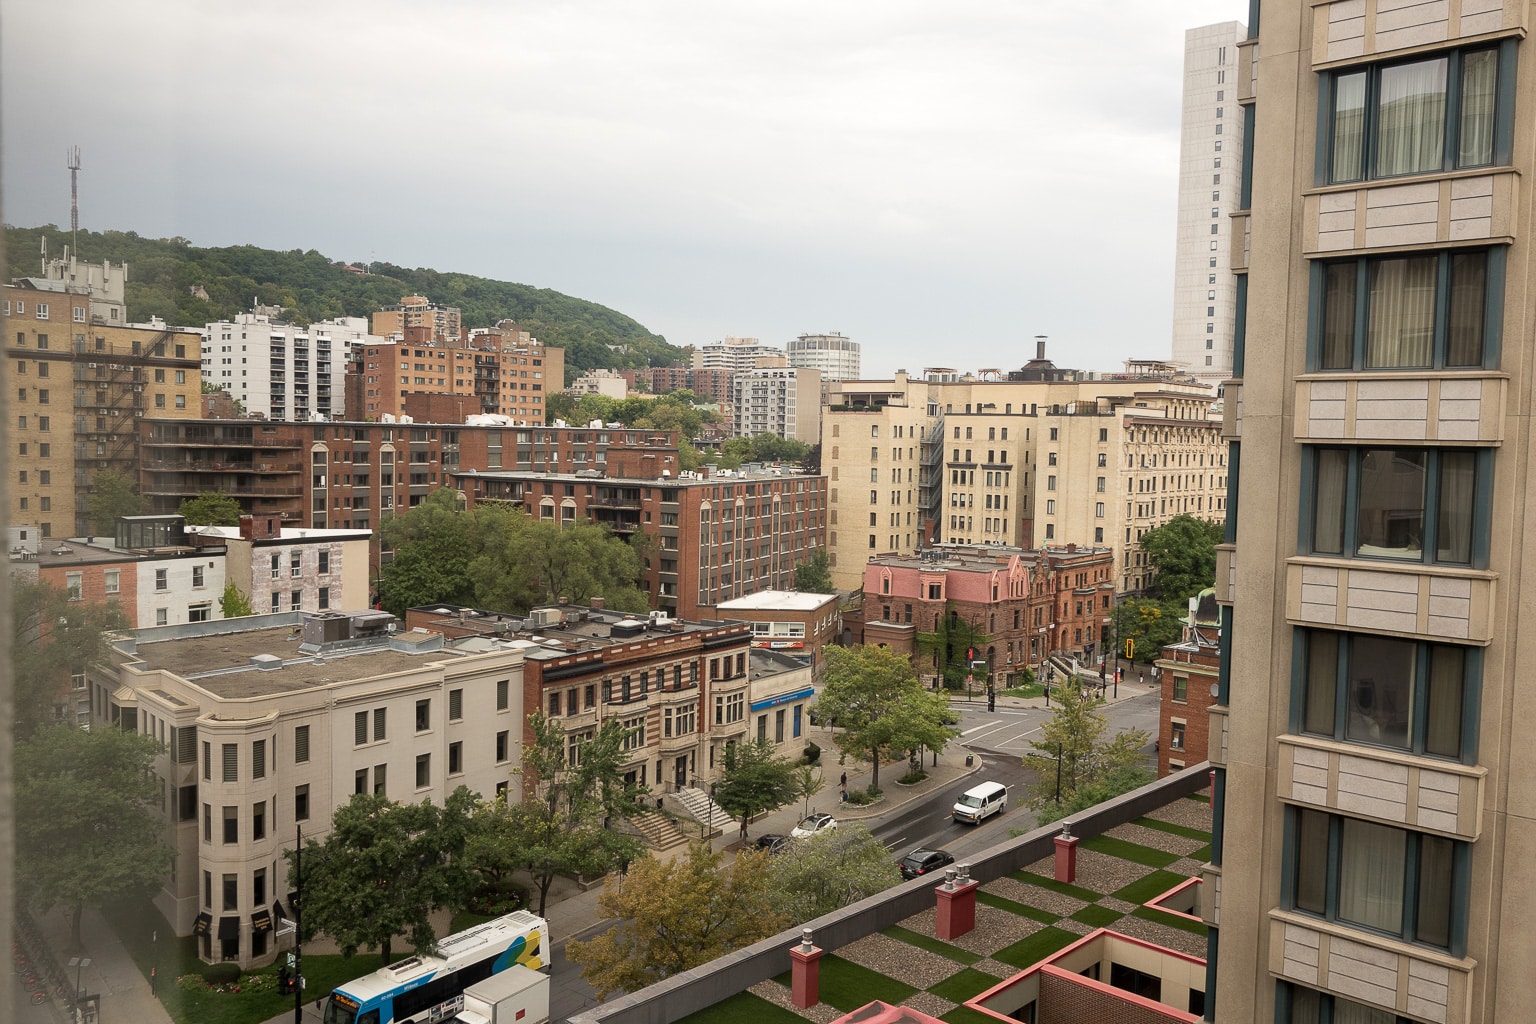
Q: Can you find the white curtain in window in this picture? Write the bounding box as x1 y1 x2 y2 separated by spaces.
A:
1376 57 1447 176
1313 450 1348 554
1367 257 1436 367
1333 72 1367 181
1459 50 1497 167
1437 451 1476 563
1338 818 1406 932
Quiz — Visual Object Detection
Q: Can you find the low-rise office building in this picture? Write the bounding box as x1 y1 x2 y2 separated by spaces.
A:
716 589 841 684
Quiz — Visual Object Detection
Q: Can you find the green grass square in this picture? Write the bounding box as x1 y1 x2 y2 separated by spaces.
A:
928 967 1006 1003
1069 903 1124 928
813 954 919 1011
1080 834 1180 868
1133 816 1212 842
976 891 1060 925
991 926 1079 969
1008 871 1102 902
942 1006 1005 1024
1132 905 1211 937
676 990 810 1024
1187 793 1212 803
1189 844 1212 861
882 925 982 965
1111 869 1192 906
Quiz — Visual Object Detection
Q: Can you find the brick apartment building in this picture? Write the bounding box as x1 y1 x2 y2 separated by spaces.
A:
861 543 1116 685
1155 590 1219 777
454 447 827 623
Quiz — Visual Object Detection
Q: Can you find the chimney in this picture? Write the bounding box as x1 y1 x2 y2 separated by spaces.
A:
1036 339 1046 360
590 596 606 610
1066 543 1076 553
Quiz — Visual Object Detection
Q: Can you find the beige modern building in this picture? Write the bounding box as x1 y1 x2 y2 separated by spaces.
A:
1210 3 1533 1023
731 366 822 444
821 365 1224 593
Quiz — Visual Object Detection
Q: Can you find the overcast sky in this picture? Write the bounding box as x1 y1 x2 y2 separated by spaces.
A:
5 0 1245 377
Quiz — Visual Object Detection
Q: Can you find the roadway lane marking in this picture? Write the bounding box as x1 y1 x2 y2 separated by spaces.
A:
962 722 1009 739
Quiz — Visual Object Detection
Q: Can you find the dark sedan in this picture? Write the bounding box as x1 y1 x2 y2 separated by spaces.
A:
898 848 956 880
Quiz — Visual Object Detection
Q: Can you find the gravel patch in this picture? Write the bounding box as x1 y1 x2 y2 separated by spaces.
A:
1055 917 1096 936
1105 822 1206 856
973 957 1022 979
1168 857 1206 877
1107 915 1209 959
1099 897 1138 914
1066 849 1155 894
982 876 1086 917
747 979 844 1023
898 904 1044 957
1142 798 1213 832
902 992 958 1018
836 933 965 990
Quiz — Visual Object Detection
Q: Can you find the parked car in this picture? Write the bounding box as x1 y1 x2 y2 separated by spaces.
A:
754 833 790 855
898 848 956 880
791 813 839 839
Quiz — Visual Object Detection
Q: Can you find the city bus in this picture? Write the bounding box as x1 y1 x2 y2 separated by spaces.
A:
322 910 546 1024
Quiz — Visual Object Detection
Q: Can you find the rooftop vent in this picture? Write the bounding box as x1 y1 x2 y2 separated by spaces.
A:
250 654 283 671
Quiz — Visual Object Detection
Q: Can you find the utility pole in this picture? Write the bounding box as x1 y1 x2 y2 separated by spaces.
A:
293 825 304 1024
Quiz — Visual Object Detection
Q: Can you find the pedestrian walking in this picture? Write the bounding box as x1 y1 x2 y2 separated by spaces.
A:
840 771 848 790
1139 670 1145 685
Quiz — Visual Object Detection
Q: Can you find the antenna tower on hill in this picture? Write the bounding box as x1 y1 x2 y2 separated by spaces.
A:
67 145 82 257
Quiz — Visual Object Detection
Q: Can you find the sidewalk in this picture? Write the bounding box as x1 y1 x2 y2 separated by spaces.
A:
17 906 173 1024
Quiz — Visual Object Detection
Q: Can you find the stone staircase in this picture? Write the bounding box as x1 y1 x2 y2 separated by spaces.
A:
671 786 730 838
628 811 693 852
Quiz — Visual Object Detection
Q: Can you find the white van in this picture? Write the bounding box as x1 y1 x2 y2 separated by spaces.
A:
952 781 1007 824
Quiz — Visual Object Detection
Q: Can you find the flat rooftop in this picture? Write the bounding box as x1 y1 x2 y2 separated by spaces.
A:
127 626 450 700
718 590 837 612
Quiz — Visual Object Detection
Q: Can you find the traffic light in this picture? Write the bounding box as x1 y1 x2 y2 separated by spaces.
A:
1125 638 1136 660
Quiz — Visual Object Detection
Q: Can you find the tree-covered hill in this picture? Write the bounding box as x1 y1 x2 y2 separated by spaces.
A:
5 225 685 384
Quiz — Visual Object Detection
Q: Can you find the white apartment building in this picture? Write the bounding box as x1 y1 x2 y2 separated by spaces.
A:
1169 21 1247 387
203 312 379 422
691 336 785 373
786 332 861 381
94 610 529 968
730 366 822 444
567 368 629 399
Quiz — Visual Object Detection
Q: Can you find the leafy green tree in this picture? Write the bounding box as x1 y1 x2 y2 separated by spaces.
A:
1140 514 1224 603
915 606 992 689
566 842 789 997
86 469 145 534
792 764 825 818
219 581 255 618
1113 598 1185 665
12 580 128 739
16 724 175 946
768 823 901 921
286 788 479 964
1021 677 1150 814
792 548 836 594
814 645 959 791
714 738 799 836
178 491 243 526
513 713 646 915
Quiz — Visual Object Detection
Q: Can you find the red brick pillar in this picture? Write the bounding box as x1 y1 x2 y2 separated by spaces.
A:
790 929 824 1008
935 865 981 940
1054 824 1080 884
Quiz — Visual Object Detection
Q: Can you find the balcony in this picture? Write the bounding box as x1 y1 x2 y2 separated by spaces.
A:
1277 734 1485 841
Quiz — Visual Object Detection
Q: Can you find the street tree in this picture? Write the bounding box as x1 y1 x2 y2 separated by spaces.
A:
915 607 992 689
566 842 789 997
13 579 128 739
768 823 900 921
714 738 799 836
1112 598 1185 665
286 788 479 964
15 724 175 946
178 490 243 527
792 764 825 818
86 469 145 534
792 548 836 594
219 581 255 618
814 645 959 791
1021 677 1151 815
1140 514 1224 603
513 713 646 915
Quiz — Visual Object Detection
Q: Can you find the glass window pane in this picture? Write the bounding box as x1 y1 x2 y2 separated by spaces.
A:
1416 834 1455 947
1346 635 1414 749
1313 450 1349 555
1338 818 1407 933
1366 257 1436 367
1333 998 1397 1024
1356 448 1425 558
1425 646 1466 758
1459 49 1498 167
1332 72 1367 182
1445 252 1487 367
1375 57 1447 177
1295 810 1330 915
1303 632 1339 736
1322 263 1358 369
1286 984 1322 1024
1436 451 1476 565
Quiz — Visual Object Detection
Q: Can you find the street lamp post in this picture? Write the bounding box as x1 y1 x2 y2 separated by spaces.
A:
293 825 304 1024
68 955 92 1008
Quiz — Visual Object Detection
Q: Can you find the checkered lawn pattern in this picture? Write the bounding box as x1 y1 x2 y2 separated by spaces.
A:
684 797 1212 1024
